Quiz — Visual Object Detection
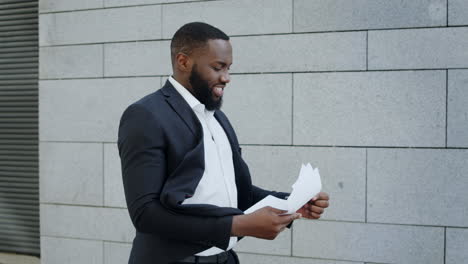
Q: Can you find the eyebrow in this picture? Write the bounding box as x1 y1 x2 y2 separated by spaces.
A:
214 61 232 67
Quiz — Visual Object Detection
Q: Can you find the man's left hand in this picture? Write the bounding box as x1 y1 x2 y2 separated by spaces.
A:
296 192 329 219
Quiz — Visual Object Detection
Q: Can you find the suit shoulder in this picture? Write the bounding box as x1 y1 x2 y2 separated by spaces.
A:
119 90 170 131
118 90 167 140
122 89 166 115
132 89 165 110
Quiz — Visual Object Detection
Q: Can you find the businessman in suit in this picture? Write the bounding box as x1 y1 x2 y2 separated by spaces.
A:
118 22 330 264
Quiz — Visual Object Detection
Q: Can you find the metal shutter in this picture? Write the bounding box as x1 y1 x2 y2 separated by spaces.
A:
0 0 39 256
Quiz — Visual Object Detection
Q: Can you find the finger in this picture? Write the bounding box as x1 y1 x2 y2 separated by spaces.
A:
314 200 329 208
266 206 288 214
318 192 330 200
279 225 286 233
310 205 324 214
296 207 308 215
307 212 321 219
278 213 301 224
301 210 319 219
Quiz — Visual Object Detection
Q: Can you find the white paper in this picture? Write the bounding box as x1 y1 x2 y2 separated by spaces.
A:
244 163 322 215
244 195 288 214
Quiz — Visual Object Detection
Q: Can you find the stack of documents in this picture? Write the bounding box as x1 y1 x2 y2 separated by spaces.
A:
244 163 322 215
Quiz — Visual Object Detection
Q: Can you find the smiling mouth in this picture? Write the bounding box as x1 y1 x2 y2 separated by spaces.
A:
213 85 225 97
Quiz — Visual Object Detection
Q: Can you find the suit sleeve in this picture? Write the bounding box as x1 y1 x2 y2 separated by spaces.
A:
250 185 294 229
118 104 232 250
251 185 289 204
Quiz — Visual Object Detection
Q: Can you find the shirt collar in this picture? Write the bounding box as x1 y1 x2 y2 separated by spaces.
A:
168 76 214 117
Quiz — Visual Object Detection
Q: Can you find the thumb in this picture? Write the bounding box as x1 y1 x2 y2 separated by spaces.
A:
288 213 302 222
267 206 288 214
277 212 302 225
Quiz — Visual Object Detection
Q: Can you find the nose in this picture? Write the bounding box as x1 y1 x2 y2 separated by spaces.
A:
221 71 230 84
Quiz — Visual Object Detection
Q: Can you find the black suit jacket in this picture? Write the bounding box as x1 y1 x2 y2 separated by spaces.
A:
118 80 289 264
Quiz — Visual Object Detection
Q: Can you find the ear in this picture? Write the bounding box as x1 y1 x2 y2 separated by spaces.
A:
175 52 193 73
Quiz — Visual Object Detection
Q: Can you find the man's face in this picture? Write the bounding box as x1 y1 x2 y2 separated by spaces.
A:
188 39 232 111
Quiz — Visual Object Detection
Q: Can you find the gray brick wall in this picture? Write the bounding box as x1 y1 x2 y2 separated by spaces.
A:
38 0 468 263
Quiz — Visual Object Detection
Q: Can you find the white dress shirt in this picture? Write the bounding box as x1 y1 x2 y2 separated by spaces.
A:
168 76 238 256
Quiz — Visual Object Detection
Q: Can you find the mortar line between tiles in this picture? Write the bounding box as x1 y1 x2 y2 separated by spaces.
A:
40 68 463 81
39 0 220 14
445 69 448 148
239 144 467 149
39 25 468 48
102 45 105 78
40 205 465 228
236 251 366 263
39 140 468 149
444 227 447 264
102 238 105 264
365 148 368 222
446 0 449 26
290 223 293 256
291 73 294 145
366 31 369 70
160 2 163 40
102 143 105 206
291 0 295 32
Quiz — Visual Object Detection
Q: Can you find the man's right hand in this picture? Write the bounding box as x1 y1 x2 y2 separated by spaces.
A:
231 206 302 240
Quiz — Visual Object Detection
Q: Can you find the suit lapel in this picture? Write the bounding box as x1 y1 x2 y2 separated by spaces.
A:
161 78 237 150
161 80 200 137
214 111 238 153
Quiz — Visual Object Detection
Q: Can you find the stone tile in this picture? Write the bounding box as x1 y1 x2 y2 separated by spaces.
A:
0 253 39 264
222 74 292 144
294 0 446 32
446 228 468 264
235 229 290 256
449 0 468 25
230 32 366 73
41 236 103 264
39 77 160 142
162 0 292 38
293 71 446 147
293 220 444 263
104 41 171 77
39 45 103 79
40 204 134 242
104 0 197 7
39 0 103 13
40 6 161 46
367 149 468 227
447 70 468 147
104 242 132 264
104 32 366 76
237 253 363 264
369 27 468 70
40 142 103 206
104 143 126 208
242 146 366 222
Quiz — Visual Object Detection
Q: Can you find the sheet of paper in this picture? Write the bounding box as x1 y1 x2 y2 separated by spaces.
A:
244 163 322 215
244 195 288 214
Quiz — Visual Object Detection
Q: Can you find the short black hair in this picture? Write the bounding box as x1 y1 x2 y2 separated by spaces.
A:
170 22 229 66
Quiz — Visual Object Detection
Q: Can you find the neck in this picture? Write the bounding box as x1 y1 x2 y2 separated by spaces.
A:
172 73 193 93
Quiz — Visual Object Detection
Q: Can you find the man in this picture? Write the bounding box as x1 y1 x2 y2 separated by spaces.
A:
118 22 329 264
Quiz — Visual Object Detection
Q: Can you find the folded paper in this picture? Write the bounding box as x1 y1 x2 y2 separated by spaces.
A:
244 163 322 215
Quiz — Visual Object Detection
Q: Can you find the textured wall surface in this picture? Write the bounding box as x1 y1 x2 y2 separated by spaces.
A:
38 0 468 263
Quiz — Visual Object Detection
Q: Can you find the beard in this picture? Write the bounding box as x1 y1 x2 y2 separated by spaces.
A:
189 64 223 111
